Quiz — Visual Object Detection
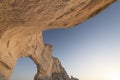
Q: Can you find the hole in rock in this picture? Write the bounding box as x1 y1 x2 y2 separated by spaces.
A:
10 58 36 80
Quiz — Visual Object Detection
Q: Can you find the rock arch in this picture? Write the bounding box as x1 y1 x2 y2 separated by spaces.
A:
0 0 115 80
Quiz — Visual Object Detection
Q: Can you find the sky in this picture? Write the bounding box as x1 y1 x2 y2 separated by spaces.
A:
11 1 120 80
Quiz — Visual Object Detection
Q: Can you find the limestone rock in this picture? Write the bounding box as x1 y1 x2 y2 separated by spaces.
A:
0 0 116 38
0 0 115 80
70 76 79 80
52 57 79 80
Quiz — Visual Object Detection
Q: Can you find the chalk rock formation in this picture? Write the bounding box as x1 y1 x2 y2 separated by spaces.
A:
0 0 115 80
52 57 79 80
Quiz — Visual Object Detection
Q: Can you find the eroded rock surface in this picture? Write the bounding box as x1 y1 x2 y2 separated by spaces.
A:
52 57 79 80
0 0 115 80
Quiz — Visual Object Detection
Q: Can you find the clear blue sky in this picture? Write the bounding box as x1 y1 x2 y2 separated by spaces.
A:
11 1 120 80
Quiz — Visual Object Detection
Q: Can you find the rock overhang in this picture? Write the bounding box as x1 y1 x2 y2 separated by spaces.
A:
0 0 116 37
0 0 116 80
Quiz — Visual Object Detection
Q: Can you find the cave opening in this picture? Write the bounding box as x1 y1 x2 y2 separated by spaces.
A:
10 58 37 80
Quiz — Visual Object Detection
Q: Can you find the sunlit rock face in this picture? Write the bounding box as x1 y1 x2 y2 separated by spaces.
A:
0 0 115 80
51 57 79 80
